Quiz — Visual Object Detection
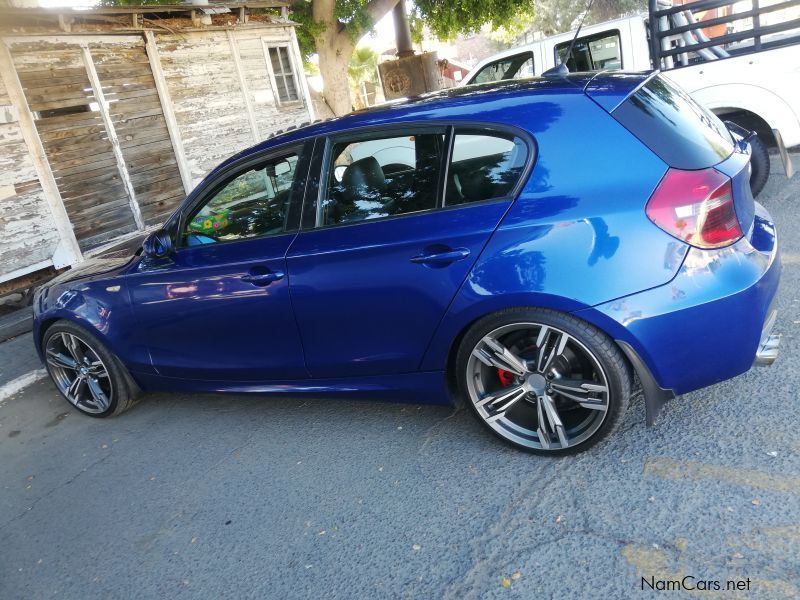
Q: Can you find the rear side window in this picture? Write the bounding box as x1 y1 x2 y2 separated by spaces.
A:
612 75 734 169
470 53 534 84
555 30 622 72
446 131 529 205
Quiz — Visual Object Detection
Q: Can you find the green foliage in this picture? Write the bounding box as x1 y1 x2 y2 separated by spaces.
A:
512 0 646 37
411 0 536 41
348 45 379 85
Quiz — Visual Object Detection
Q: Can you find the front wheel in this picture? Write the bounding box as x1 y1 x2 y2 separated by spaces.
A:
43 320 138 417
456 309 631 454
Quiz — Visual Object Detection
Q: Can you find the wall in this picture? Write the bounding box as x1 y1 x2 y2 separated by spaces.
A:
0 72 60 279
155 25 312 187
0 24 313 284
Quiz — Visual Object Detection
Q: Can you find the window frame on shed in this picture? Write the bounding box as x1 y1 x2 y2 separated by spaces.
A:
262 41 302 106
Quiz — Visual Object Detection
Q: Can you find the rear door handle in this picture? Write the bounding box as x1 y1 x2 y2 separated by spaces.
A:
241 269 285 286
410 247 470 267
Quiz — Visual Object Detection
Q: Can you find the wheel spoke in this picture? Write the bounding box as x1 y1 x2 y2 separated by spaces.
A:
62 333 86 364
87 360 108 378
536 397 551 449
472 337 527 377
535 327 569 373
550 378 608 410
475 384 525 409
86 378 110 411
66 376 85 404
540 394 569 448
46 349 78 370
482 386 528 423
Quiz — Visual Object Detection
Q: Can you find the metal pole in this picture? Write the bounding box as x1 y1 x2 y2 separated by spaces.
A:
393 0 414 58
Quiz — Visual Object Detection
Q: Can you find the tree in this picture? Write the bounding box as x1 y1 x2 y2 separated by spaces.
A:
290 0 540 116
497 0 646 39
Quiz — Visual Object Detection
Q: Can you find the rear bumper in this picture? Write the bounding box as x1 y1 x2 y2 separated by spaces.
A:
753 307 780 366
579 202 780 398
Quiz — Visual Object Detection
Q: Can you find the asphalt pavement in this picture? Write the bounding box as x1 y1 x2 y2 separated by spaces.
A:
1 157 798 599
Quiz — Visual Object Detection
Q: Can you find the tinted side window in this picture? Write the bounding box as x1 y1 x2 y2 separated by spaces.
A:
184 153 298 245
471 53 534 84
321 132 444 226
612 75 734 169
555 30 622 71
446 131 529 206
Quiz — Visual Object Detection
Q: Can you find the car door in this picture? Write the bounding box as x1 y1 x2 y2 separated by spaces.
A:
127 141 313 381
286 125 533 378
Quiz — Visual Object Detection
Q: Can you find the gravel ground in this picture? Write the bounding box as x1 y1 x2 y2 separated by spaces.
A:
0 157 798 599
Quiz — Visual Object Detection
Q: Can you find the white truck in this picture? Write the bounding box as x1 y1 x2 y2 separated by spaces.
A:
461 0 800 196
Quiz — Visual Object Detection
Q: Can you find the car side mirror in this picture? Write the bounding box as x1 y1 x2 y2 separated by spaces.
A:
142 229 174 259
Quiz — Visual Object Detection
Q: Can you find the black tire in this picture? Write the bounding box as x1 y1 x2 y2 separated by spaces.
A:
455 308 631 455
43 320 139 418
748 134 770 198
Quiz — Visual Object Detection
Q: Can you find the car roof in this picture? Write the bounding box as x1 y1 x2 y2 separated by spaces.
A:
211 72 650 173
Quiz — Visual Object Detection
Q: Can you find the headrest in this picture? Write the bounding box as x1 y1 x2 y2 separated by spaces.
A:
342 156 385 201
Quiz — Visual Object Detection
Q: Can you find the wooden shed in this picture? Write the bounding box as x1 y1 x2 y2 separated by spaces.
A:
0 2 314 293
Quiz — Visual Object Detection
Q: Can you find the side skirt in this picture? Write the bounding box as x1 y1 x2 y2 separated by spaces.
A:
129 370 452 406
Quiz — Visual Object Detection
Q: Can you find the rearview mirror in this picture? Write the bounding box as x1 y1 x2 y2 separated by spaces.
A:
142 229 174 259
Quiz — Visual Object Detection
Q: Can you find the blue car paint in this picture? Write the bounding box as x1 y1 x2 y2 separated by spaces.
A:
32 72 780 413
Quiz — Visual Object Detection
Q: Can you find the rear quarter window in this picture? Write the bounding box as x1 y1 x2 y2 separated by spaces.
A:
612 75 734 169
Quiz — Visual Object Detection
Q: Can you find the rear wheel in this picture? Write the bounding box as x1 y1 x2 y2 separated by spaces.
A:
43 320 138 417
748 134 770 198
456 309 631 454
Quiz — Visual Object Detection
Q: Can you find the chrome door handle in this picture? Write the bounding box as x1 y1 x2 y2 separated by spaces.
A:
241 270 285 286
409 247 470 266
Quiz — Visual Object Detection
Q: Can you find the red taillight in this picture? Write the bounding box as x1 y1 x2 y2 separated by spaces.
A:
646 168 743 249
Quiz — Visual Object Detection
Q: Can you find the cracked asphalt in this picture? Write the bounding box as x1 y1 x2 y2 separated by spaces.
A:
1 157 799 599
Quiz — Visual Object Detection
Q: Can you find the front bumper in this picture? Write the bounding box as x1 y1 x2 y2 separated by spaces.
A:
581 202 780 398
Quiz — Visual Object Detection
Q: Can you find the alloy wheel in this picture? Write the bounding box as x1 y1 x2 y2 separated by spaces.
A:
45 332 114 414
465 322 610 451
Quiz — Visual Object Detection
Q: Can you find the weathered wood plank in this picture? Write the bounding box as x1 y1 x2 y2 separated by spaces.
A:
51 156 118 177
28 96 95 113
33 111 103 132
118 131 172 151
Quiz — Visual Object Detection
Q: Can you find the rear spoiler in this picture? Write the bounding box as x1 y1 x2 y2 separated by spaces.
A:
582 70 658 113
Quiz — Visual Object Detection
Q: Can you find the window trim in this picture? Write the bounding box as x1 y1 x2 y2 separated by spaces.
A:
263 41 302 106
174 140 312 249
303 121 537 232
553 28 623 72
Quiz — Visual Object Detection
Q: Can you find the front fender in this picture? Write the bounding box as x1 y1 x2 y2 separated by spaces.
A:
33 277 153 374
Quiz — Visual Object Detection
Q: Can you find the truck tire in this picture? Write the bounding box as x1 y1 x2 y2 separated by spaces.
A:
748 134 770 198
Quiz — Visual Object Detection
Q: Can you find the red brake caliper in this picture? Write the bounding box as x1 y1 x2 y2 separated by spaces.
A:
497 368 515 387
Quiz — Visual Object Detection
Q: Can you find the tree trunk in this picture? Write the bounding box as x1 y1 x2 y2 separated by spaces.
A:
316 33 354 116
312 0 354 116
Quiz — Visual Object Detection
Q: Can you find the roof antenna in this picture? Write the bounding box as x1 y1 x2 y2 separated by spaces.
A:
542 0 597 77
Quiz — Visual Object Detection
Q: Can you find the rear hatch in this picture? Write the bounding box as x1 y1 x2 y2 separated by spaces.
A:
599 72 755 239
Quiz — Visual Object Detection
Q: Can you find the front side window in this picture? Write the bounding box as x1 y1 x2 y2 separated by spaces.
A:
471 53 535 84
555 30 622 72
267 45 300 103
320 131 445 226
184 153 299 245
446 130 529 205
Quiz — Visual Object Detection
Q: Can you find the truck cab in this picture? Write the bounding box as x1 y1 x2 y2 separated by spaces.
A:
462 0 800 190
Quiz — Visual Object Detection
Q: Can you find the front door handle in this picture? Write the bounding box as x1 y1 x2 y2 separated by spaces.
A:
241 269 285 287
410 246 471 267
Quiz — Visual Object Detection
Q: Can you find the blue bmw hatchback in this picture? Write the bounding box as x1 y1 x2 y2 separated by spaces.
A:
33 72 780 454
